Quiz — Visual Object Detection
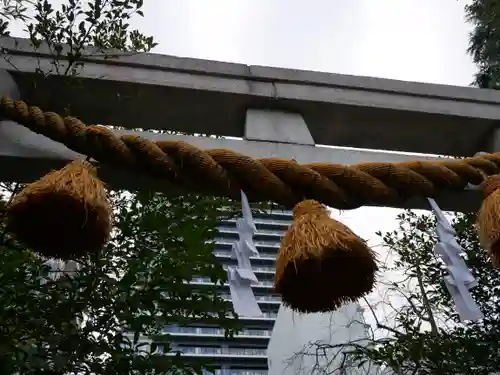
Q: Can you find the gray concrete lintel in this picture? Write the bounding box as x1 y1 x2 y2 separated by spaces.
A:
2 36 499 106
0 70 21 142
244 109 315 146
0 121 481 213
3 37 500 156
485 127 500 153
0 69 20 101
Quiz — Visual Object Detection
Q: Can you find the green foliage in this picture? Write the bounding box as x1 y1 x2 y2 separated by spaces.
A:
1 0 157 79
2 0 157 50
0 0 33 34
0 189 242 375
296 209 500 374
25 0 157 52
466 0 500 88
355 210 500 374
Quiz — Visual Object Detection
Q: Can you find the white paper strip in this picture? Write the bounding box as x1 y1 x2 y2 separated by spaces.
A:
231 242 258 284
428 198 483 322
240 190 256 231
40 259 80 285
226 190 262 317
434 243 477 288
444 279 484 322
227 267 262 317
428 199 463 256
235 218 259 256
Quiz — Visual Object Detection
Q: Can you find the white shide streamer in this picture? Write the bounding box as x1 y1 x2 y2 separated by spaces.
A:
428 198 483 322
227 191 263 317
40 258 80 285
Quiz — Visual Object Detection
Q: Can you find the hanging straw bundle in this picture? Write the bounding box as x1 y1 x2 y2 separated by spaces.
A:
6 159 111 259
477 175 500 267
274 200 378 313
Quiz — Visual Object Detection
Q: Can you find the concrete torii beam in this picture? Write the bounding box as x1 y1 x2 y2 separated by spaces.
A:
1 36 499 212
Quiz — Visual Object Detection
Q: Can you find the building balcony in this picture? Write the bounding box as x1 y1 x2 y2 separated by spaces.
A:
208 370 268 375
165 346 268 360
253 211 293 221
234 311 278 323
161 326 272 340
159 346 269 367
214 240 280 252
221 264 276 276
217 229 284 243
190 277 274 291
220 294 281 306
221 218 291 232
158 311 277 328
213 251 276 263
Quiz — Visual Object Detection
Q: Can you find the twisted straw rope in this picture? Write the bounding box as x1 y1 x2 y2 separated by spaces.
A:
1 96 499 209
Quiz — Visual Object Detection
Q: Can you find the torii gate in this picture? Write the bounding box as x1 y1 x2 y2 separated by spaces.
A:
1 36 500 316
2 36 499 213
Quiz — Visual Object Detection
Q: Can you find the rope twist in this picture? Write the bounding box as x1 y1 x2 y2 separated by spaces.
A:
2 96 500 209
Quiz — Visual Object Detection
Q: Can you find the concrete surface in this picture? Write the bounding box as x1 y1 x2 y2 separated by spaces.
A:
267 303 384 374
244 110 315 145
2 36 500 156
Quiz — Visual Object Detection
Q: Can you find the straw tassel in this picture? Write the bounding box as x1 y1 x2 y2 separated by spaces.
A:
274 200 378 313
5 159 112 259
477 175 500 267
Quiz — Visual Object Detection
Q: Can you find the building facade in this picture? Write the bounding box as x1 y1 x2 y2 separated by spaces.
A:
158 209 293 375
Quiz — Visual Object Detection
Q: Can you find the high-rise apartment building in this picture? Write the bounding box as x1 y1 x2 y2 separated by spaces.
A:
157 209 293 375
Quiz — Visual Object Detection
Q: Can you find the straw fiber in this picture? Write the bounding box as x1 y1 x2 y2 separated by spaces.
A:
478 175 500 267
6 160 111 259
274 200 378 313
0 96 499 212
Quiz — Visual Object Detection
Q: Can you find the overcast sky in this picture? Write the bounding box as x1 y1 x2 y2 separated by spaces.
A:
9 0 476 84
133 0 476 85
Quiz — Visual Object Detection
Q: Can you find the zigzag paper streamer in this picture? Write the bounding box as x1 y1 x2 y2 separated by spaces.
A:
428 198 483 322
227 191 262 317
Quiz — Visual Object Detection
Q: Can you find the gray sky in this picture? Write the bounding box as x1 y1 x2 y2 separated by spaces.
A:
9 0 476 86
134 0 476 86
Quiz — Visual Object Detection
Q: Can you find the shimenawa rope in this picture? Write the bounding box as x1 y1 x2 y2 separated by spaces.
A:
3 96 500 313
1 96 498 209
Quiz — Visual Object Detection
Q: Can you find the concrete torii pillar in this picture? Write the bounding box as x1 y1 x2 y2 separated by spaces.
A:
0 70 22 154
244 108 373 375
